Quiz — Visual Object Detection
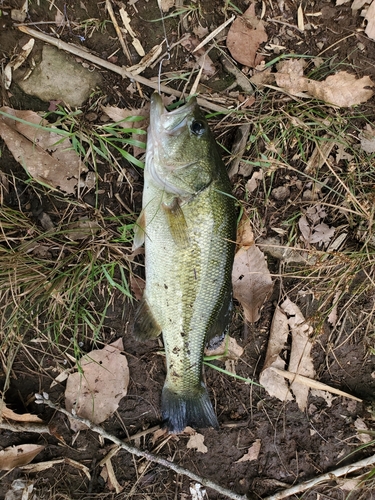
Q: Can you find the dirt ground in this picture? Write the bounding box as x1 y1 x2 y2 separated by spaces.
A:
1 0 375 499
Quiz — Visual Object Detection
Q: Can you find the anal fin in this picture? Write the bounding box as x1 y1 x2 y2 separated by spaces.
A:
132 297 162 341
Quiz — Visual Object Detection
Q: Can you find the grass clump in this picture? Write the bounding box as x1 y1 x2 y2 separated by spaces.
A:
0 104 146 382
225 82 375 334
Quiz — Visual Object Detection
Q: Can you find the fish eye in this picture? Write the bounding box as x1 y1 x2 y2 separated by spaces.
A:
190 120 206 136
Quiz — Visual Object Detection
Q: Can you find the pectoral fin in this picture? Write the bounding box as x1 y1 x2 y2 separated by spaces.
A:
132 296 162 341
162 197 189 248
132 210 146 250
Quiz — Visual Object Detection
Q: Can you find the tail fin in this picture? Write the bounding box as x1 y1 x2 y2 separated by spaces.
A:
161 383 219 434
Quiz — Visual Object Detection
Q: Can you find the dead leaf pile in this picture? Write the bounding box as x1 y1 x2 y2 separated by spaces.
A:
232 217 273 323
0 107 86 194
298 204 335 247
65 339 129 431
260 298 362 410
226 4 268 68
274 59 374 107
259 298 315 411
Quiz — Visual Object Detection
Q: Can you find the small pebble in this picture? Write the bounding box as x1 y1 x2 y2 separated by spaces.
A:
271 185 290 201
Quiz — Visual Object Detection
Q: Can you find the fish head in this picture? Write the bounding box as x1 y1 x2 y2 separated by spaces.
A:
147 93 219 197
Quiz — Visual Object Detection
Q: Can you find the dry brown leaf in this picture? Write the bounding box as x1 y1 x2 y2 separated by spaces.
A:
0 444 44 471
205 336 244 360
359 124 375 153
236 216 254 247
275 63 374 106
310 389 335 407
250 65 275 86
158 0 175 12
232 243 273 323
246 170 264 193
299 205 335 247
65 339 129 432
365 0 375 41
306 72 374 107
259 306 294 402
351 0 368 10
186 431 208 453
181 35 216 78
282 298 315 411
0 401 43 423
260 299 317 410
354 417 372 444
193 25 209 38
235 439 261 463
275 59 307 95
0 107 86 194
338 477 362 492
65 219 101 241
226 4 268 67
327 290 341 327
130 273 145 301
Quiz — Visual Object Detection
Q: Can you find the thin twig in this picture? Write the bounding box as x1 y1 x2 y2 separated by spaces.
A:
271 367 363 402
105 0 132 64
264 453 375 500
0 421 51 434
192 15 235 53
37 396 248 500
17 26 229 113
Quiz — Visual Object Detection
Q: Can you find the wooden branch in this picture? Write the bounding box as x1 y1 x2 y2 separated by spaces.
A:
264 453 375 500
17 26 229 114
0 420 51 434
36 395 247 500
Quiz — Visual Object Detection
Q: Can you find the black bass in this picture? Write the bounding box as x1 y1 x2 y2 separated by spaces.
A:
133 93 236 433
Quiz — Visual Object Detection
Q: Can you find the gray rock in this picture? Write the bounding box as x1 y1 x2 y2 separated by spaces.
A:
14 45 102 107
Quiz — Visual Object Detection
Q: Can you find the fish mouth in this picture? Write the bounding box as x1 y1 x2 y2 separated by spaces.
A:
147 93 199 196
150 93 197 136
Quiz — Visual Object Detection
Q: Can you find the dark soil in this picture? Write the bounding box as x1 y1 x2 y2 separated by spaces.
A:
1 1 375 499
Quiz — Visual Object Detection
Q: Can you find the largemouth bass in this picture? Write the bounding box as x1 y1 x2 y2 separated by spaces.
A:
133 93 236 433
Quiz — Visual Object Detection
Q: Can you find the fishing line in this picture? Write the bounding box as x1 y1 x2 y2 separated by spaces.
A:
156 0 171 94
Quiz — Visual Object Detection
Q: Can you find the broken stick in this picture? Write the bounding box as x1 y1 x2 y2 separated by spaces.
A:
35 395 247 500
17 26 228 114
